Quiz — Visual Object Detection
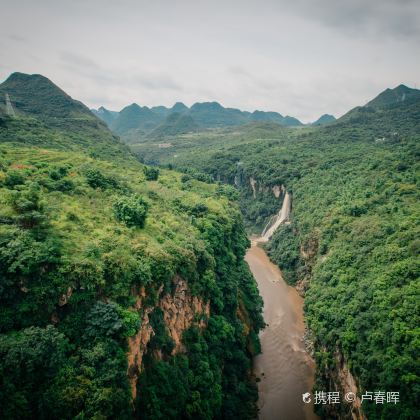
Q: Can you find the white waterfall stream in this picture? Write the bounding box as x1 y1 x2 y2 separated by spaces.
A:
261 191 291 241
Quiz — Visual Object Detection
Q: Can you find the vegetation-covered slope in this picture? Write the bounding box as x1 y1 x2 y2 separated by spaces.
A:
366 84 420 108
312 113 336 126
0 74 264 419
110 103 162 136
149 112 199 138
91 106 119 126
0 73 132 163
133 86 420 419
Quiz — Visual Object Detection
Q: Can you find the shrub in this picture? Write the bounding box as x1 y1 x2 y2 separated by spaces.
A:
216 184 240 200
180 174 191 183
4 170 26 187
85 301 123 339
143 166 159 181
85 168 118 189
8 183 48 229
49 166 69 180
113 195 149 228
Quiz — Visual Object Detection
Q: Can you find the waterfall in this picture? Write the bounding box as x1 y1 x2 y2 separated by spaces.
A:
261 191 291 241
5 93 16 117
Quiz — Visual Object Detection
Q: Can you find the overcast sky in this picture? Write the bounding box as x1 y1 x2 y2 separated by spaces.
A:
1 0 419 122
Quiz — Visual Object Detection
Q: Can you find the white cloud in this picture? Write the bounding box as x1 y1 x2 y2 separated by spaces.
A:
0 0 419 122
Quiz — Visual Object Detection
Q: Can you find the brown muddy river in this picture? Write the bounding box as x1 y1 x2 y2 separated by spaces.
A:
245 239 319 420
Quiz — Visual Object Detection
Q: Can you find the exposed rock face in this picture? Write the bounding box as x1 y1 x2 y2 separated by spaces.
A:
127 295 154 399
126 277 210 399
159 277 210 352
58 286 73 306
334 352 365 420
321 351 365 420
272 185 281 198
295 277 310 297
247 177 282 200
296 234 319 296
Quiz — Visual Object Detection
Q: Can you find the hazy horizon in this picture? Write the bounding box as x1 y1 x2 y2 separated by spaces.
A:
1 0 419 122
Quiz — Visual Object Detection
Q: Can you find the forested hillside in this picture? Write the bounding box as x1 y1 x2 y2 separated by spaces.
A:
131 85 420 419
0 73 264 419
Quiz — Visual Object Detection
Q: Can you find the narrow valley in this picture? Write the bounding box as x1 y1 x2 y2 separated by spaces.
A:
246 238 318 420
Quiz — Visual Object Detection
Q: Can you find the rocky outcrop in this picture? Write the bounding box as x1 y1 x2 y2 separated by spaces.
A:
334 352 365 420
127 290 154 399
58 286 73 306
159 277 210 352
126 277 210 399
320 350 365 420
272 185 281 198
247 176 283 200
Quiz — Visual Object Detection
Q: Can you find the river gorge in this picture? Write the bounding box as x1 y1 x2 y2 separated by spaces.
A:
246 238 318 420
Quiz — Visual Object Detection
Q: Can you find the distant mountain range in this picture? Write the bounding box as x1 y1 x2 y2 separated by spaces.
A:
92 101 306 139
3 73 417 144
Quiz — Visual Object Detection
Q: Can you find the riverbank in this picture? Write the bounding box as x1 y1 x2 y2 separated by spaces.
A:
245 239 318 420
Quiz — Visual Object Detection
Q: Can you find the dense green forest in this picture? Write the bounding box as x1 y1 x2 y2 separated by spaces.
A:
0 73 264 419
130 85 420 419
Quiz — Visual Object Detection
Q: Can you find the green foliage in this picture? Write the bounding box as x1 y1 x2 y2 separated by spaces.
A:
0 139 262 418
44 339 132 419
215 183 240 201
180 167 214 184
0 326 69 419
85 301 124 340
136 208 263 420
148 307 175 356
85 167 119 189
4 170 26 187
0 73 263 419
143 165 159 180
85 301 140 340
8 182 48 230
149 112 199 138
137 93 420 419
113 194 149 227
265 224 302 284
0 73 135 164
48 165 69 180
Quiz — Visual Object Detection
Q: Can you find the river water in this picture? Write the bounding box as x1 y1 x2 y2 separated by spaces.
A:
245 239 318 420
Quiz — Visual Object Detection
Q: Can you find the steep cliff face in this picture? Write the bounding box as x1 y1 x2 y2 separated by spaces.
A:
317 350 365 420
334 353 365 420
248 176 282 201
272 185 281 198
127 277 210 400
127 293 154 399
159 277 210 352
